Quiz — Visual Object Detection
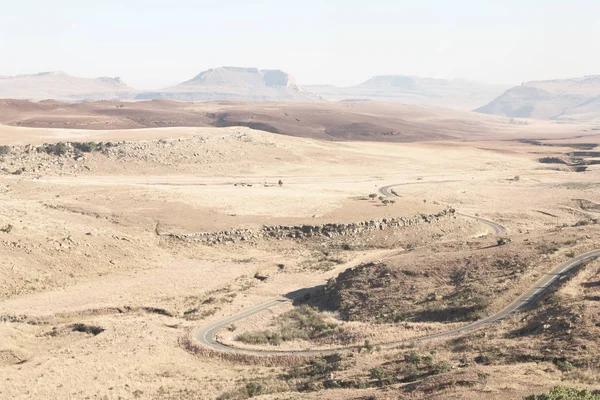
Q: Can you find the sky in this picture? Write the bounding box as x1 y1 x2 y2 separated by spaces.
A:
1 0 599 89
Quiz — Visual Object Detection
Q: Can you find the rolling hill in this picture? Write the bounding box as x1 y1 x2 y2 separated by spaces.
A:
476 75 600 120
306 75 509 109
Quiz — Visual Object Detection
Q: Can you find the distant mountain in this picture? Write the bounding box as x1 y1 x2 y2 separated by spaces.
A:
136 67 322 102
306 75 509 109
475 76 600 120
0 71 136 101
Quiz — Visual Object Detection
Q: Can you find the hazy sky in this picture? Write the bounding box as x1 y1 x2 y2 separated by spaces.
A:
1 0 599 89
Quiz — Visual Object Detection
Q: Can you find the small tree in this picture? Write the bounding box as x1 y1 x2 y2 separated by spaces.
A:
0 145 10 156
368 193 377 200
378 196 385 201
278 179 283 187
389 200 396 205
382 199 390 206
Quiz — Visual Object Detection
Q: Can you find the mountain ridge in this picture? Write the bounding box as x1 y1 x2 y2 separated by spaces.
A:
476 75 600 120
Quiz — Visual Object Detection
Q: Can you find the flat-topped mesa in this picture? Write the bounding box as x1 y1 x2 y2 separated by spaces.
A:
0 71 136 102
161 209 456 245
136 66 319 102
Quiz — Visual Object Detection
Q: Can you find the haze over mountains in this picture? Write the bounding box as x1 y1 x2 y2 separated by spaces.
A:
0 71 136 102
0 67 508 109
307 76 510 109
135 67 322 102
2 69 600 121
476 75 600 121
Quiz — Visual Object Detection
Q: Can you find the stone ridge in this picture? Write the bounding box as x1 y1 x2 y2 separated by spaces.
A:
161 209 456 245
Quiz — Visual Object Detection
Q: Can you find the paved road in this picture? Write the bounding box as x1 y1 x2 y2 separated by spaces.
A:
379 183 506 234
194 182 597 356
196 249 600 356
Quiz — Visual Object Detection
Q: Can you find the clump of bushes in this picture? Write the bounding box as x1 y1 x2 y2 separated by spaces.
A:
280 305 337 339
524 386 600 400
41 142 68 156
36 141 115 157
236 330 283 346
0 145 10 155
538 243 560 255
236 305 337 346
71 141 114 153
245 381 266 398
288 351 452 393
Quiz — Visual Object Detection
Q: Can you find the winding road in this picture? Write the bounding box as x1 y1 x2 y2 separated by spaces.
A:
194 182 598 356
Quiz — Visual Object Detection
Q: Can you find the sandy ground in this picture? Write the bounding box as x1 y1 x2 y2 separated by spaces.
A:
0 114 600 399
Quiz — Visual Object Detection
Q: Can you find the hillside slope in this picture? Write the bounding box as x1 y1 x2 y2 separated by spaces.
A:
307 75 509 109
476 75 600 120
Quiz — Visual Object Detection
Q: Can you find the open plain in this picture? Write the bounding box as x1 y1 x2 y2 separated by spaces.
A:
1 101 600 399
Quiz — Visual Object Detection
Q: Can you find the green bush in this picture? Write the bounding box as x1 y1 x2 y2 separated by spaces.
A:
72 142 98 152
236 330 282 346
43 142 68 156
237 306 336 346
525 386 600 400
281 305 336 338
245 381 266 398
433 361 452 374
306 354 342 377
555 360 574 372
0 145 10 155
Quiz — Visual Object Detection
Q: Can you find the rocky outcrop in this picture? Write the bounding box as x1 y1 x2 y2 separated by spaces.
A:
162 209 455 245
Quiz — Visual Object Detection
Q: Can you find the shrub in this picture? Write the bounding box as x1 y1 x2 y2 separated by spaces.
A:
369 367 394 386
43 142 68 156
245 381 266 398
0 145 10 155
538 243 560 255
306 354 342 377
236 330 282 346
555 360 574 372
433 361 452 374
237 306 336 346
280 305 336 338
524 386 600 400
71 142 97 152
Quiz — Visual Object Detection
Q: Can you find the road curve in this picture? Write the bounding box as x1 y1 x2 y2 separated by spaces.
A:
378 183 506 234
193 182 594 356
195 249 600 355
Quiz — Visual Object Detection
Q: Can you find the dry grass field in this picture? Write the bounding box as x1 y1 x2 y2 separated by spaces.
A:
0 101 599 399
